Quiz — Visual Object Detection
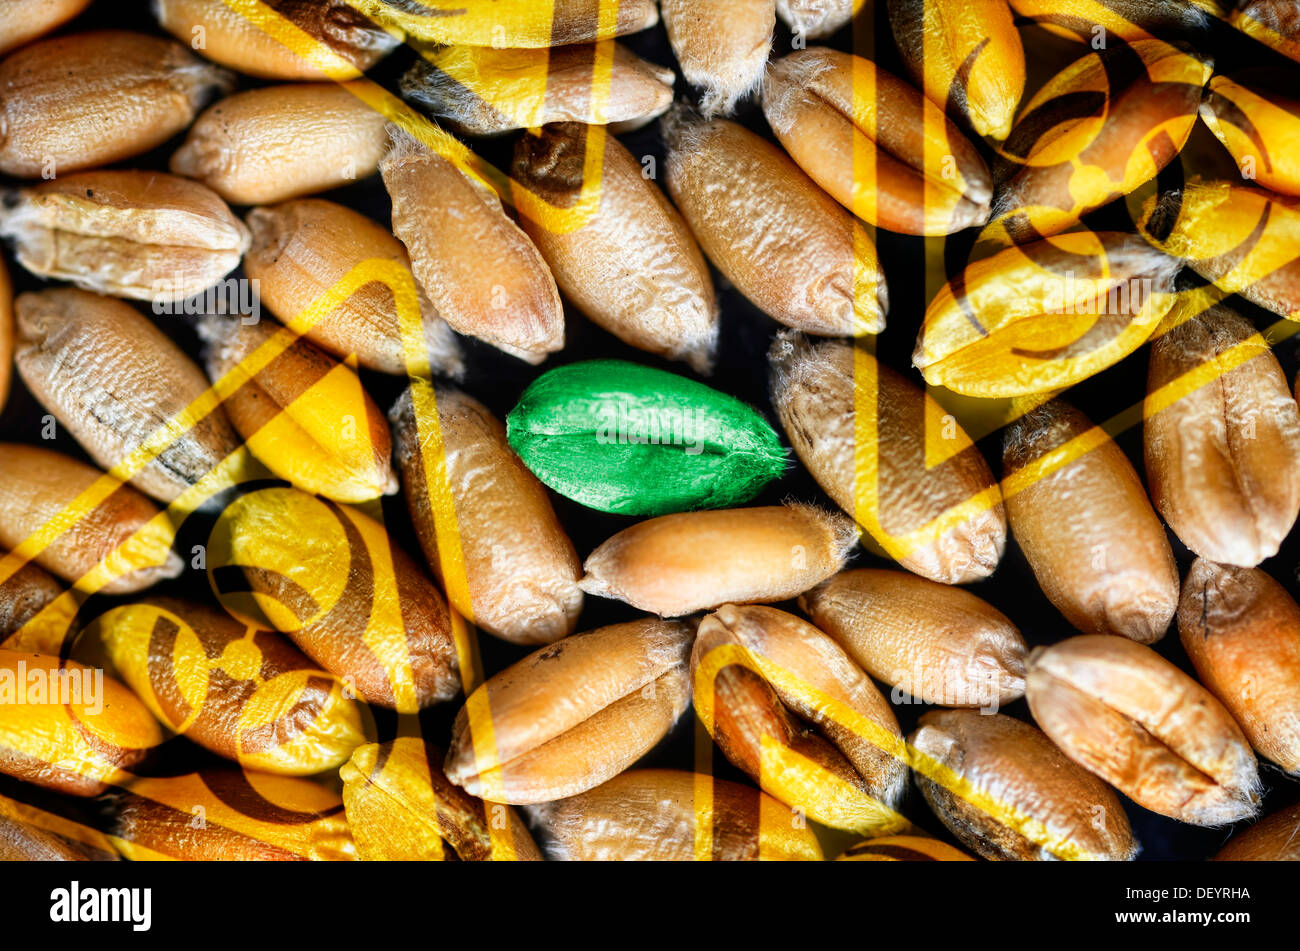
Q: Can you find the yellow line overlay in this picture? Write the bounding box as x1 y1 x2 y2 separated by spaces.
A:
4 0 1298 861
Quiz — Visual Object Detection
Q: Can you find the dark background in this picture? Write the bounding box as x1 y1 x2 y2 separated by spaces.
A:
1 0 1298 861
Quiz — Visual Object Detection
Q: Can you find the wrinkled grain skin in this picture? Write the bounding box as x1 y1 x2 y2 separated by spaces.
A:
94 597 368 776
836 835 974 861
1140 181 1300 320
0 444 182 594
910 710 1137 861
0 256 11 411
0 650 163 797
108 770 355 860
0 551 63 641
887 0 1025 141
16 289 242 504
0 0 92 56
446 619 693 804
915 232 1181 398
1214 800 1300 860
0 814 91 861
0 30 231 178
581 504 857 617
661 0 774 117
1007 0 1211 42
170 83 389 205
664 112 886 336
154 0 399 80
1232 1 1300 65
801 569 1027 708
1026 635 1262 826
1 171 250 303
1178 560 1300 774
1201 72 1300 197
341 738 541 860
534 769 823 861
986 40 1211 244
243 199 462 378
383 131 564 364
369 0 660 47
693 604 909 835
201 315 397 503
211 487 459 711
391 383 583 646
770 332 1007 585
1004 401 1178 643
1145 303 1300 566
402 43 674 136
513 124 718 374
776 0 865 38
763 48 992 236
